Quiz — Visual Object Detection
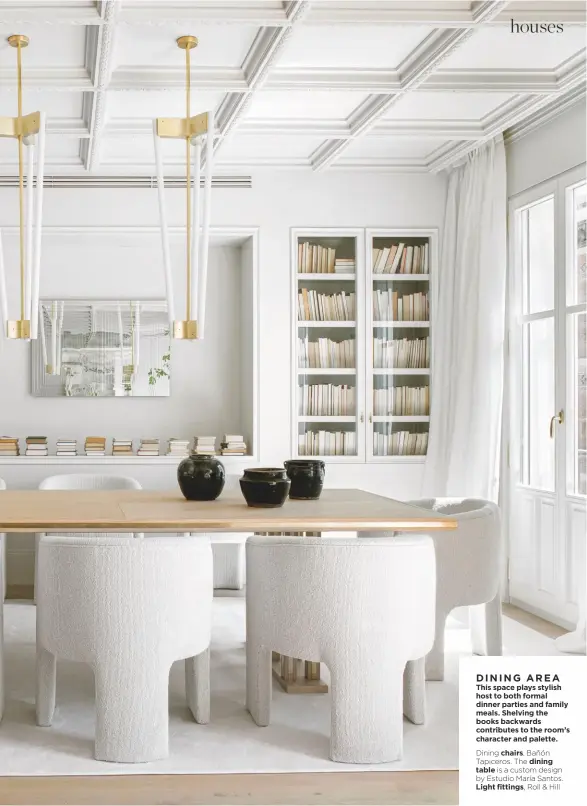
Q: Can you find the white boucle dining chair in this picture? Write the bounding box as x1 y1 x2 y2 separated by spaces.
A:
34 474 143 599
362 498 503 681
0 477 5 722
36 534 212 763
246 534 436 764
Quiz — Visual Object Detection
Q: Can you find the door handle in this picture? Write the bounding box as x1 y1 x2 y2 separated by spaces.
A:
549 410 564 438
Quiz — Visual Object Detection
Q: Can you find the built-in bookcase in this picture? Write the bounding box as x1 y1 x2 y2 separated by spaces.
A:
291 227 435 463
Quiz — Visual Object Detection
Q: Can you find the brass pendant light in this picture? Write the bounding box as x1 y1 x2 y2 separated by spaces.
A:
153 35 215 340
0 34 46 341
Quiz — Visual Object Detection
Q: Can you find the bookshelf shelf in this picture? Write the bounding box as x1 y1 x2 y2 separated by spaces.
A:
292 227 436 462
373 415 430 423
373 321 430 328
298 415 356 423
298 368 356 375
298 321 356 328
372 274 430 282
0 455 255 466
298 273 356 281
373 368 430 375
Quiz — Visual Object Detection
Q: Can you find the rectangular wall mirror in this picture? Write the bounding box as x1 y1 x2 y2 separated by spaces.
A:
31 300 171 397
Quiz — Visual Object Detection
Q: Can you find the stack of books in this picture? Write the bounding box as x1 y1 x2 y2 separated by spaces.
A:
166 438 191 457
85 436 106 456
220 435 247 456
0 436 20 456
56 438 77 457
334 257 355 274
372 242 429 275
25 436 48 457
112 438 133 456
193 436 216 455
298 242 336 274
137 438 160 456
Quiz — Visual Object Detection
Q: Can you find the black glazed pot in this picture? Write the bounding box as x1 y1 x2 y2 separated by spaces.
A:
239 468 290 508
177 454 225 501
284 459 326 500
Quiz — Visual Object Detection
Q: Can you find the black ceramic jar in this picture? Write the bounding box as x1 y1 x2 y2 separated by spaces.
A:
177 454 225 501
239 468 290 508
284 459 326 500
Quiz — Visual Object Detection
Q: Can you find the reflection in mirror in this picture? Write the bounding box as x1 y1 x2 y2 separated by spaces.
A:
31 300 171 397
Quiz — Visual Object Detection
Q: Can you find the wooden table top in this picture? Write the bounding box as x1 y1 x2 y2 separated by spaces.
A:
0 489 457 533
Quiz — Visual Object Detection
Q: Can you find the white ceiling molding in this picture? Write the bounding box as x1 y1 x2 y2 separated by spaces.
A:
84 0 119 172
310 0 510 170
0 67 92 91
428 79 586 172
504 83 586 144
0 4 101 25
214 0 311 155
305 1 585 26
109 66 248 91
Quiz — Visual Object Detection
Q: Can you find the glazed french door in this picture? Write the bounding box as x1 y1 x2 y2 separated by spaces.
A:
508 165 586 627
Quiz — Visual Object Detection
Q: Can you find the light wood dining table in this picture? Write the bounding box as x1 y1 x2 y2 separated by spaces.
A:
0 488 457 694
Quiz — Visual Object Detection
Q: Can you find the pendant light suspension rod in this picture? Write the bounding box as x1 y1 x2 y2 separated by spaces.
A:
16 39 25 324
185 42 192 323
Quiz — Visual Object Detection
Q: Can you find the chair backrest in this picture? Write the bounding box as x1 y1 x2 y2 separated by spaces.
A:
39 474 142 491
37 535 212 666
408 497 501 605
246 534 436 662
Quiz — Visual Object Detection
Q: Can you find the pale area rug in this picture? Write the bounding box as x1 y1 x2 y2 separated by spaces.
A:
0 599 562 775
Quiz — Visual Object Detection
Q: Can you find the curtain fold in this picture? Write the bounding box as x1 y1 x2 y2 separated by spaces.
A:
423 135 507 501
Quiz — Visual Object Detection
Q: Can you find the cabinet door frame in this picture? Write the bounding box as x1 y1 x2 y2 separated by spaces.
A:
290 227 366 463
364 227 438 464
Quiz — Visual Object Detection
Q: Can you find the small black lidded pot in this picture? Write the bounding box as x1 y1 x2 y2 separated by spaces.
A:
284 459 326 500
239 467 290 508
177 454 225 501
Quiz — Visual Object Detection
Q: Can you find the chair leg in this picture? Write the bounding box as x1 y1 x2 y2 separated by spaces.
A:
94 661 171 763
36 646 56 727
246 640 272 727
329 657 405 764
403 657 426 725
471 594 503 657
185 648 210 724
426 607 449 681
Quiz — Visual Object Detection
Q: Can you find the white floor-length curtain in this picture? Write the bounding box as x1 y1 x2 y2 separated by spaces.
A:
423 135 507 502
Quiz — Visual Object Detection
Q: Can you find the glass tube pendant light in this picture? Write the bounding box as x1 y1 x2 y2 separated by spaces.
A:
0 34 46 341
153 35 215 340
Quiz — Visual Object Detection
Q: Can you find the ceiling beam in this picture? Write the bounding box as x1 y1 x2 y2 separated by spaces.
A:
83 0 119 172
310 0 510 170
213 0 311 157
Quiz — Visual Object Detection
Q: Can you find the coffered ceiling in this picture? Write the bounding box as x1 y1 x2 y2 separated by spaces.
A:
0 0 585 177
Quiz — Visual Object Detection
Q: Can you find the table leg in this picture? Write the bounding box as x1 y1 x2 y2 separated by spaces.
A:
258 531 328 694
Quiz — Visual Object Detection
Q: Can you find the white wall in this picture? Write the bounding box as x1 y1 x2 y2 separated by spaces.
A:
0 170 447 585
0 238 249 445
507 100 586 197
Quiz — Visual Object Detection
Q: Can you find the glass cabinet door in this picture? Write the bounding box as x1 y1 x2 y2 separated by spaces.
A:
368 235 431 458
296 234 362 458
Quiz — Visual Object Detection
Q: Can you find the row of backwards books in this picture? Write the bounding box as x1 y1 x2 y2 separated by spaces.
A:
0 435 248 457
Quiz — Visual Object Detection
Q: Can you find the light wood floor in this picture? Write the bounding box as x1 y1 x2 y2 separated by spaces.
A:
0 771 458 805
0 594 566 806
